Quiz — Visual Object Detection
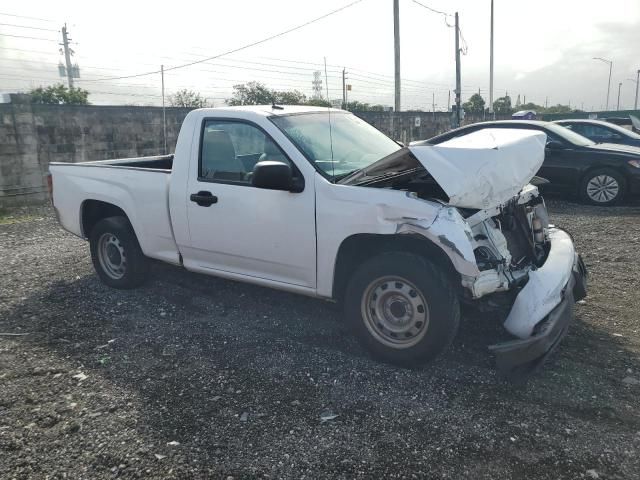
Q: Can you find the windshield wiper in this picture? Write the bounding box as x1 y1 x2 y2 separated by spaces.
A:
352 167 423 186
333 168 362 182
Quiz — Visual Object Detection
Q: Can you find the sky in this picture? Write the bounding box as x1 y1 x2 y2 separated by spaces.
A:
1 0 639 111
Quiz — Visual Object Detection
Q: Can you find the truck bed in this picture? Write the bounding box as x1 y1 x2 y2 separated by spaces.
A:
50 153 180 266
67 154 174 171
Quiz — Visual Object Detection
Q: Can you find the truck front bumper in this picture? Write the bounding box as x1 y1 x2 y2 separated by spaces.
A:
489 229 588 380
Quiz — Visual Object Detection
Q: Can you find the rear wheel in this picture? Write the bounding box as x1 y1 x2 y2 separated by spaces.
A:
89 216 149 289
580 168 625 206
344 252 460 366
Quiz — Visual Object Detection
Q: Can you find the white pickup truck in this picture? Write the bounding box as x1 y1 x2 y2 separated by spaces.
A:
50 105 587 378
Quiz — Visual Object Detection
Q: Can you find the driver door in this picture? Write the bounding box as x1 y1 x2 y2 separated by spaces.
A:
540 132 581 190
183 119 317 288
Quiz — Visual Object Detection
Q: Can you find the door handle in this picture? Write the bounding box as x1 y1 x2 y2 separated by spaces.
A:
190 191 218 207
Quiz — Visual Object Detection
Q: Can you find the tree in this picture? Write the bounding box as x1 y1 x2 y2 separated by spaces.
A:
169 89 209 108
519 102 544 112
227 82 275 106
462 93 485 114
305 98 332 107
275 89 307 105
345 101 386 111
493 95 514 115
544 104 573 114
30 84 89 105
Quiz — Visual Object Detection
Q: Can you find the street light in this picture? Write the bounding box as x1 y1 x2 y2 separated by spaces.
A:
617 82 622 110
635 70 639 110
627 76 639 111
593 57 613 111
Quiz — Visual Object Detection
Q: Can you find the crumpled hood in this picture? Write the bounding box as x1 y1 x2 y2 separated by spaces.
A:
409 129 547 209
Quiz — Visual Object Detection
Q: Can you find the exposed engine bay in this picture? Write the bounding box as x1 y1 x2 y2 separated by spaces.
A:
362 165 552 302
340 129 553 306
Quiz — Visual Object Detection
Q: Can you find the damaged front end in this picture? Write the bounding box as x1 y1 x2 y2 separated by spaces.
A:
358 129 588 379
397 186 587 379
463 189 587 379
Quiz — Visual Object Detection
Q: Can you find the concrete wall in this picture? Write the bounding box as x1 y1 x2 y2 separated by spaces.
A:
355 110 491 145
0 97 495 207
0 96 191 206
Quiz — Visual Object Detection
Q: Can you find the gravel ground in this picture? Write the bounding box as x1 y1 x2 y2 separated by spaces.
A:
1 199 640 479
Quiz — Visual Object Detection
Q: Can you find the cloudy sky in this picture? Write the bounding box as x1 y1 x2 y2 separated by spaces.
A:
1 0 639 111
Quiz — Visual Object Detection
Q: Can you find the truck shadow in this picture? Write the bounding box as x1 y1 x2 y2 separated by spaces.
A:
4 261 640 477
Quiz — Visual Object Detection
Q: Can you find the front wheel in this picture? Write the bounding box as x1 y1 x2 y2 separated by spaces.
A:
580 168 625 206
89 216 149 289
344 252 460 366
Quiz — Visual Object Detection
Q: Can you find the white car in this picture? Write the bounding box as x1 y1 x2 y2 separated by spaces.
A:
49 105 587 378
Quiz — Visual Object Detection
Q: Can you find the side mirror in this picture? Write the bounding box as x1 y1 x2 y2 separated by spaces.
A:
251 161 303 192
546 140 565 150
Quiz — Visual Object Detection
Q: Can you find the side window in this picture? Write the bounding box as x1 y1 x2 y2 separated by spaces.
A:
199 120 292 183
590 126 617 139
567 123 584 135
573 124 615 139
544 131 564 146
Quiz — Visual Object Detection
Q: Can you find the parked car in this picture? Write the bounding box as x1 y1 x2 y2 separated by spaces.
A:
424 120 640 205
512 110 537 120
49 106 587 378
553 119 640 147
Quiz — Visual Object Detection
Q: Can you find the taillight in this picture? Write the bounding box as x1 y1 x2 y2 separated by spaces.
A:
46 173 53 203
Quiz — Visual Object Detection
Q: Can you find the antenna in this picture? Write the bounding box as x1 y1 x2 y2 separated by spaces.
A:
324 57 335 179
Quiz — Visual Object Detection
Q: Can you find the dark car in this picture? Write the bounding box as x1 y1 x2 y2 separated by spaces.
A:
553 119 640 147
423 120 640 206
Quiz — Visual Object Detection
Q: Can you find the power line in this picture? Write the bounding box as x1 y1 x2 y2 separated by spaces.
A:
409 0 452 18
0 11 56 23
0 45 56 55
0 22 58 32
0 32 57 41
81 0 365 83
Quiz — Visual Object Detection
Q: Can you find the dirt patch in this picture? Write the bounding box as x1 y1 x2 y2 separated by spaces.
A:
1 200 639 479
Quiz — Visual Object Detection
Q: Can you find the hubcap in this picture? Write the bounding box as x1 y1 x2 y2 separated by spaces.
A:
586 175 619 203
97 233 126 279
361 276 430 349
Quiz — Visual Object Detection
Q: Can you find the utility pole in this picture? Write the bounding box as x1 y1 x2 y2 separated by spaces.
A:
489 0 494 118
342 68 346 109
617 82 622 110
161 65 167 155
432 92 435 120
447 90 451 111
593 57 612 110
633 70 640 110
393 0 401 112
454 12 462 127
61 24 74 89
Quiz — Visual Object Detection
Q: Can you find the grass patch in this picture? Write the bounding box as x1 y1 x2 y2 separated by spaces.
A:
0 209 40 225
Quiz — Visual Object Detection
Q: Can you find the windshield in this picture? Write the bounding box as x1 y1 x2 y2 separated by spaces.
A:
271 112 402 179
546 123 595 146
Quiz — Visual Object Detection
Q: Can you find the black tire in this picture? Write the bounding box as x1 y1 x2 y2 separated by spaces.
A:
344 252 460 367
579 168 626 206
89 216 149 289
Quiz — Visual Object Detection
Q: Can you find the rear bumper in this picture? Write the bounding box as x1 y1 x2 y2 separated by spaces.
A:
489 230 588 380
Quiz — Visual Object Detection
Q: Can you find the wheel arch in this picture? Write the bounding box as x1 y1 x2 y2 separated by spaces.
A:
80 199 130 238
332 233 462 302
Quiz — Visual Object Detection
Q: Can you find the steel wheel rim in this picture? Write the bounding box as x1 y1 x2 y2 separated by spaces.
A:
586 175 619 203
97 232 126 280
361 276 430 349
